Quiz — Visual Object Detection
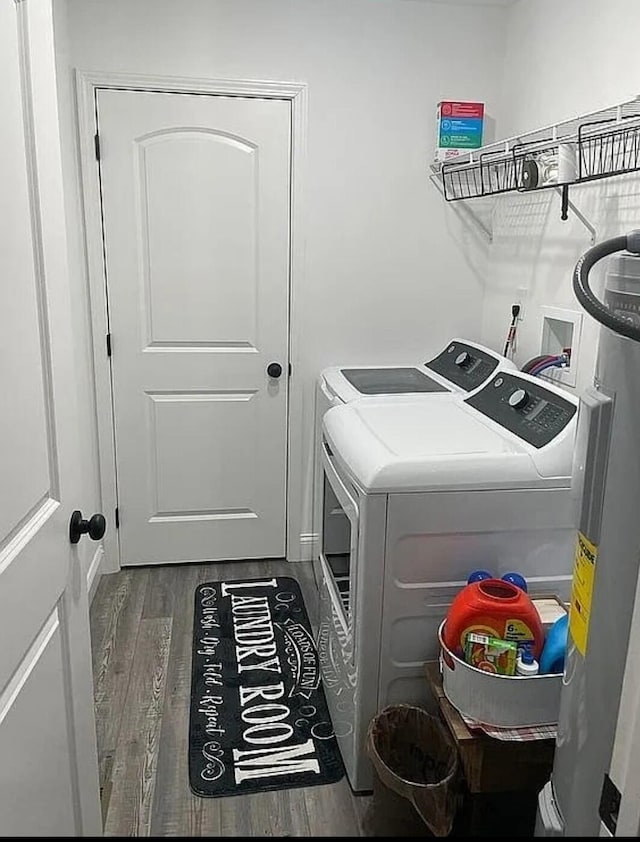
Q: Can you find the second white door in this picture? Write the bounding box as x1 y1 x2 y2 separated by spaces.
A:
96 89 291 566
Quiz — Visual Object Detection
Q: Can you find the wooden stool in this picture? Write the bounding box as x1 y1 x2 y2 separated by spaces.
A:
424 661 556 836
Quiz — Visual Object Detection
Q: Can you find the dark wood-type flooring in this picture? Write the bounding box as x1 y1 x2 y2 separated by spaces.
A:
89 559 371 836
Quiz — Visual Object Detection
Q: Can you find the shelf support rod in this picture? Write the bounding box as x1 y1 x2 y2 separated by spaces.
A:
560 185 569 221
554 186 596 244
429 173 493 243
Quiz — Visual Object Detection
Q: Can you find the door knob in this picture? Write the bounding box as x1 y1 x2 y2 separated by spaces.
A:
69 510 107 544
267 362 283 379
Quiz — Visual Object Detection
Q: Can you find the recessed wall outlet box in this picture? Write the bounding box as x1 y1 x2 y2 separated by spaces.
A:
540 306 583 388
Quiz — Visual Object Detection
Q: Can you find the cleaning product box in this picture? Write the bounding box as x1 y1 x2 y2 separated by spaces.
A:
464 632 517 676
532 594 568 631
435 100 485 162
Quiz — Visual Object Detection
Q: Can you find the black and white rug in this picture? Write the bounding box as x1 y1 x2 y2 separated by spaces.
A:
188 576 345 797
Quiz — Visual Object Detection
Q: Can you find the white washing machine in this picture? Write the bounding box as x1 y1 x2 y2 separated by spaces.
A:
312 338 517 567
316 369 579 793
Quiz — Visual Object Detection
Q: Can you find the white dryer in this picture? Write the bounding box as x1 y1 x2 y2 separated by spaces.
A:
312 338 517 563
316 370 579 793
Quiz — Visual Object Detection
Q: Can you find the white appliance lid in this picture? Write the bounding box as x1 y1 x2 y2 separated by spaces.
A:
323 395 574 493
339 367 449 395
351 399 507 457
321 364 455 404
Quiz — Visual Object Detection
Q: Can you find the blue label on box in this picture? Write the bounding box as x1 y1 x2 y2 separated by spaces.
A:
439 116 483 149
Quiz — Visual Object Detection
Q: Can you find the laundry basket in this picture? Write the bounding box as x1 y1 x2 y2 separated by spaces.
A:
363 704 459 837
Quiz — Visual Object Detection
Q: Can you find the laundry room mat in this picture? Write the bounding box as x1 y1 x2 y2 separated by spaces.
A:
189 576 345 797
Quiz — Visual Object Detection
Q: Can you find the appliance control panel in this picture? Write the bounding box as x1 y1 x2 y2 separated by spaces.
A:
426 341 499 391
465 372 577 448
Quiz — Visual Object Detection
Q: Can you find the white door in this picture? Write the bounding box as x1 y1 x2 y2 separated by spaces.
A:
96 89 291 566
0 0 101 835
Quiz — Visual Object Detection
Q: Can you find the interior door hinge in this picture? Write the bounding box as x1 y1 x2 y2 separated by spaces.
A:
94 132 101 162
288 362 292 377
115 507 120 529
106 333 112 357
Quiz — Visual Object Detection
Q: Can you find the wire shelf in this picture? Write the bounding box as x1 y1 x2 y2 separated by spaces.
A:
441 158 483 201
512 137 571 192
578 115 640 182
429 96 640 244
479 149 517 195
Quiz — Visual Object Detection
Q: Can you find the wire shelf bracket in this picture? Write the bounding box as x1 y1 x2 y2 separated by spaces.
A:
556 185 596 244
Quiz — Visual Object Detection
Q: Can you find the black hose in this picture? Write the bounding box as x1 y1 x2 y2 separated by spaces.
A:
573 233 640 342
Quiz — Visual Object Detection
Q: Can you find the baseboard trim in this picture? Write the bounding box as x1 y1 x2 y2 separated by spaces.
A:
287 532 317 563
87 544 105 604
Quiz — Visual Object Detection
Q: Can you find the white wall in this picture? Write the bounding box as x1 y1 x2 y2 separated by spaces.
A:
54 0 509 561
481 0 640 395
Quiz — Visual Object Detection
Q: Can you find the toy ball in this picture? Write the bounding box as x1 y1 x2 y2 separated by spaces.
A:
467 569 493 584
501 571 528 592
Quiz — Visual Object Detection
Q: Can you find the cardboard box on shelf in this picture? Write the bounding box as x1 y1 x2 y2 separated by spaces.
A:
435 100 484 162
532 594 569 631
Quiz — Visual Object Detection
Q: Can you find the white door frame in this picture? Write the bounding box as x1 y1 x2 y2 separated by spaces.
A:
75 70 308 572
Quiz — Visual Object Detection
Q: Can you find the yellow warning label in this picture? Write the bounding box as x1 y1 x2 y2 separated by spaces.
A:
569 531 597 656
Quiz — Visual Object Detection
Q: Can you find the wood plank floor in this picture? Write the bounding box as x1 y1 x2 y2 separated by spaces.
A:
89 559 371 836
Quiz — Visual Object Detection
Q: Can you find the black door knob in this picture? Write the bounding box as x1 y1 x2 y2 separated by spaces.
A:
69 510 107 544
267 362 283 379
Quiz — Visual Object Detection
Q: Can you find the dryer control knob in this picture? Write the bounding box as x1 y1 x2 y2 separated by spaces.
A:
455 351 471 367
508 388 529 410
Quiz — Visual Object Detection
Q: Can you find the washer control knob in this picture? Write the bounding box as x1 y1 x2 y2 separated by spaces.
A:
455 351 471 367
508 388 529 410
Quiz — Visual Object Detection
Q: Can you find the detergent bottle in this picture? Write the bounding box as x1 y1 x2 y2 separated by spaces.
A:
443 578 545 659
516 645 540 676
